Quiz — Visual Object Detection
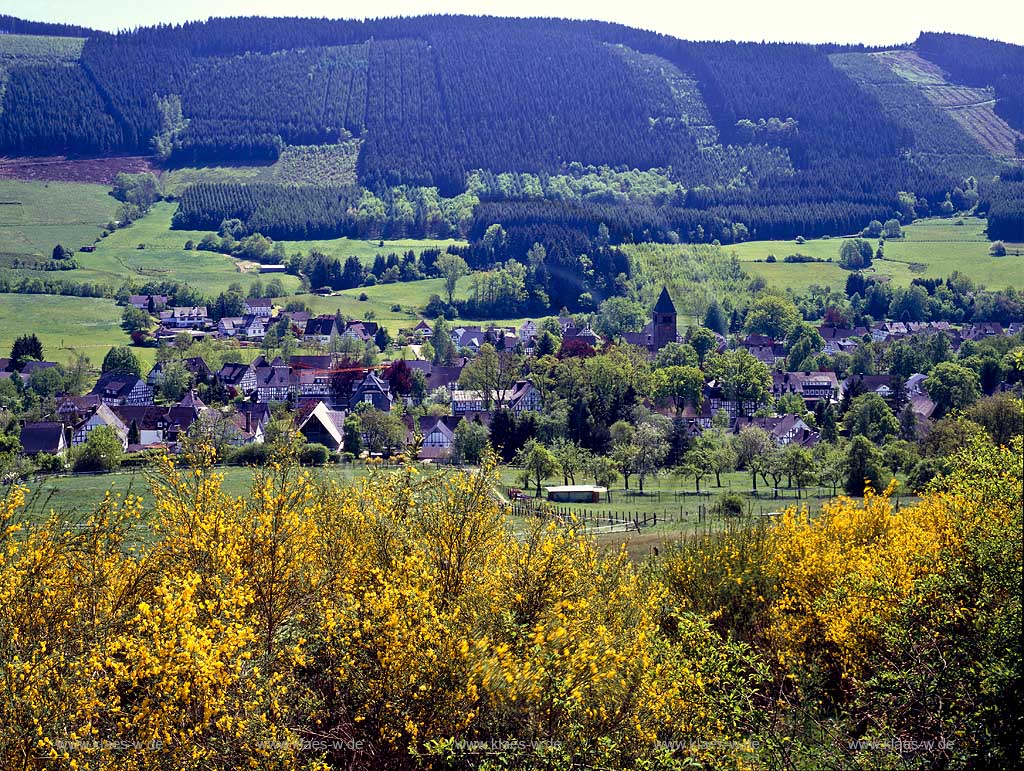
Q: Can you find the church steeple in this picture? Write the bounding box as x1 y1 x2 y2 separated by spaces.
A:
653 286 677 315
652 287 677 352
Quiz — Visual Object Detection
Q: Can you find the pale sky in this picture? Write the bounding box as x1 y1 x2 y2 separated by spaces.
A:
9 0 1024 46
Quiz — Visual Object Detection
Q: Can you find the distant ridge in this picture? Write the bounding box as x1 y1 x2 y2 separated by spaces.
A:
0 14 99 38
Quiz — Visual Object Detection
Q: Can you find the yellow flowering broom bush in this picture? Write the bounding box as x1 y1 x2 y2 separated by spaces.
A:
662 436 1023 768
0 451 764 771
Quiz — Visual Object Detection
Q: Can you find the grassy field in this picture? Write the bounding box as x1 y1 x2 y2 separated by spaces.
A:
0 196 301 296
0 294 134 365
276 236 465 267
0 179 117 259
79 202 302 296
729 217 1024 292
288 277 534 336
14 464 380 521
10 461 875 563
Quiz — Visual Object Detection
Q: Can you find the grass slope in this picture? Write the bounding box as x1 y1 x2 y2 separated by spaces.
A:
77 202 301 296
0 294 133 365
729 217 1023 292
0 179 116 258
276 236 465 267
287 276 533 335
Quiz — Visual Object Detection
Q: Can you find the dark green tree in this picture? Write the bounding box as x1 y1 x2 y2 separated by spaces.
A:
101 346 141 377
845 436 884 496
9 334 43 371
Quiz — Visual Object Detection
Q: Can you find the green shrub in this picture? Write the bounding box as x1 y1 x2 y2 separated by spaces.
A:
712 491 746 518
299 443 331 466
227 443 273 466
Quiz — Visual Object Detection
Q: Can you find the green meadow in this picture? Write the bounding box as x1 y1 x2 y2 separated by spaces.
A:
0 179 116 259
275 236 465 267
77 202 301 296
286 277 532 336
729 217 1023 292
0 294 134 365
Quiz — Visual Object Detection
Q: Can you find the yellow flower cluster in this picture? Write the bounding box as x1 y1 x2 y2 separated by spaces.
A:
0 451 758 770
765 434 1023 685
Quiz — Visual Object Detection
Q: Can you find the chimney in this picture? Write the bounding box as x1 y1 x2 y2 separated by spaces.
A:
245 410 252 433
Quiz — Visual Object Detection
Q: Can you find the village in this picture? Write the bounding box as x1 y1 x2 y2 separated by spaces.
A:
3 284 1021 508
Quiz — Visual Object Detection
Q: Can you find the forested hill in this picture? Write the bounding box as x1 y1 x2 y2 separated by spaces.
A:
1 15 1022 284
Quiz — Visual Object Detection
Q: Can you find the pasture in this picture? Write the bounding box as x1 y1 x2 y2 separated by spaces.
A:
0 179 116 259
14 463 378 521
76 202 302 296
288 277 534 336
10 461 902 563
728 217 1024 292
275 235 465 267
0 294 133 365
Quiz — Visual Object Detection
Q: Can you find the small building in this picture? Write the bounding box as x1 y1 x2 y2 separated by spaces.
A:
298 401 347 452
258 264 287 274
343 319 380 343
304 316 342 345
452 389 485 413
112 405 169 446
506 379 542 413
417 415 463 461
71 404 129 448
160 306 210 329
147 356 212 388
89 372 154 407
129 294 168 311
244 298 274 317
350 371 393 411
545 485 607 503
20 422 68 457
217 362 257 394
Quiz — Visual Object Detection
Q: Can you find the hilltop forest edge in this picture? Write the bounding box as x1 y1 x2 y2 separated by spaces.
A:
0 16 1022 318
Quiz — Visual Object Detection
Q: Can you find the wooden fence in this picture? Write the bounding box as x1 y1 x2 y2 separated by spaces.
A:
507 498 715 531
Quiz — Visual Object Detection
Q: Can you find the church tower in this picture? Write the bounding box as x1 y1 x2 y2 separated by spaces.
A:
652 287 678 352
